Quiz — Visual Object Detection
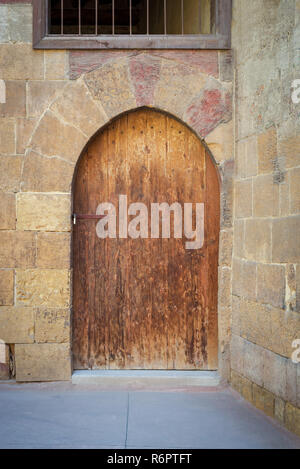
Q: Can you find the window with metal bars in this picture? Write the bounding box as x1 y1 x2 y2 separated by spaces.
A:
33 0 231 49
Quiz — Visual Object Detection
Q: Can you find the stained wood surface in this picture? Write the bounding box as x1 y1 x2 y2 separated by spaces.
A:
73 109 219 370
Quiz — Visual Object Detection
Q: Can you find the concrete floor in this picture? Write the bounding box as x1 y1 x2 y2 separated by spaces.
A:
0 382 299 449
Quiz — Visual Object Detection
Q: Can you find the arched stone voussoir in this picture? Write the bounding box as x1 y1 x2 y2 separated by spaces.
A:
84 58 137 119
50 79 109 139
184 86 232 139
30 110 87 165
21 150 74 193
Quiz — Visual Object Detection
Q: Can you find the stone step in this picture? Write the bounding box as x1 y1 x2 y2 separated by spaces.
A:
72 370 221 388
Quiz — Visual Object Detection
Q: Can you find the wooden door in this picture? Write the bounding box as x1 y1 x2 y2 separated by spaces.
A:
73 109 219 370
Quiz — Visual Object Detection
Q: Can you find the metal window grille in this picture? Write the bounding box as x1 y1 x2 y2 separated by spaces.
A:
48 0 216 36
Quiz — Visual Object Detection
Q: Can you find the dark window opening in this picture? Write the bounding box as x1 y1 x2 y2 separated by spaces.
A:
48 0 216 36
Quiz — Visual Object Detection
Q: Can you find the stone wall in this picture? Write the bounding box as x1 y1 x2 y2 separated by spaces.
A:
0 2 233 382
231 0 300 436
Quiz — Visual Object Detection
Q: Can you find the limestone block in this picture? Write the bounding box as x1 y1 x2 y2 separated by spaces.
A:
15 343 72 382
35 309 70 343
0 81 26 117
257 263 285 309
285 403 300 437
252 384 275 418
0 270 14 306
244 218 272 262
257 127 277 175
50 80 108 138
0 306 34 343
0 156 22 192
272 216 300 263
263 349 287 400
253 174 279 217
219 229 233 267
0 44 44 81
235 179 252 218
0 231 36 268
232 258 257 301
21 151 74 193
0 192 15 229
290 167 300 214
17 193 71 232
16 118 38 154
27 81 66 118
31 111 86 163
0 119 15 154
84 59 136 118
16 269 70 308
45 51 68 80
36 232 71 269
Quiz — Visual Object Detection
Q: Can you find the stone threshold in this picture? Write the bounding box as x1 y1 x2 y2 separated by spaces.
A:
72 370 221 387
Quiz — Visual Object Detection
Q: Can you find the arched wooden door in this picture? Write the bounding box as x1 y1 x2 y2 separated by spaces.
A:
73 109 220 370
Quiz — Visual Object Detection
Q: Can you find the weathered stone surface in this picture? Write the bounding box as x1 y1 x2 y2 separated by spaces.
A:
231 370 253 403
0 119 15 154
31 111 86 163
290 167 300 214
16 118 38 154
253 174 279 217
232 258 257 301
233 219 245 259
230 334 245 376
220 159 234 229
0 156 22 192
244 218 272 262
0 306 34 343
129 54 161 107
296 264 300 313
285 403 300 437
69 50 137 80
0 5 9 43
253 384 275 418
154 60 206 120
286 360 298 407
232 296 300 359
17 193 71 232
36 233 71 269
84 59 136 118
219 229 233 267
16 269 70 308
219 50 233 82
0 80 26 117
0 270 14 306
205 120 234 163
279 180 290 216
257 127 277 175
274 397 285 423
5 4 32 43
51 80 108 138
35 309 70 343
243 339 264 387
0 44 44 80
27 81 66 118
272 216 300 263
45 51 68 80
0 231 35 268
257 263 285 308
15 343 72 382
185 89 232 138
0 192 15 229
278 135 300 169
263 349 287 400
286 264 296 312
151 50 219 77
21 151 74 193
235 179 252 218
218 267 231 308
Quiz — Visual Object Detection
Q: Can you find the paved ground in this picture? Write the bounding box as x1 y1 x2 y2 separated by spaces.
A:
0 382 299 449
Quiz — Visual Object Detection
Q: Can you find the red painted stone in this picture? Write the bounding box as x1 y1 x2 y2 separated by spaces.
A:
186 89 232 138
129 55 161 107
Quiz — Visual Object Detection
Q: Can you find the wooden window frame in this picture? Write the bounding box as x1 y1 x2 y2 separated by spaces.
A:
33 0 231 50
